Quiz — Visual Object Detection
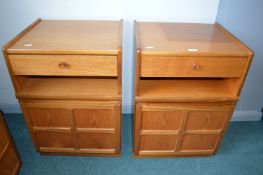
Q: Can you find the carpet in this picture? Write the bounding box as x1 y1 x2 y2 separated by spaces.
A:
3 114 263 175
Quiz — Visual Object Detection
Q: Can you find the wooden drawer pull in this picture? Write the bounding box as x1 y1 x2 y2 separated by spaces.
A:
192 63 200 70
58 62 70 69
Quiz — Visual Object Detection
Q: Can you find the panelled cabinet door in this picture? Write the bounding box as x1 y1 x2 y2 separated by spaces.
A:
180 110 230 155
134 103 234 156
22 106 74 152
20 100 121 154
73 104 121 154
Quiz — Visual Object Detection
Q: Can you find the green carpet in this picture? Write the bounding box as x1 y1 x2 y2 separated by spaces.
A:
3 114 263 175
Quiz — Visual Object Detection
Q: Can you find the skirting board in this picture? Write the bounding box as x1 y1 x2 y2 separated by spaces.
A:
0 103 262 122
0 103 22 113
231 111 262 121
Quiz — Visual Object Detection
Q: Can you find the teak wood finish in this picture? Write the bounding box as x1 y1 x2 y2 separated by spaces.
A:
134 22 253 157
2 19 123 156
0 112 21 175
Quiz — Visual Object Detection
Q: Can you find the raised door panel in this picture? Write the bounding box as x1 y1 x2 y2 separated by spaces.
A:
78 133 115 150
140 135 177 151
0 146 19 175
141 111 183 130
27 108 72 128
185 111 228 130
73 102 120 154
180 134 219 151
35 131 74 149
74 109 115 128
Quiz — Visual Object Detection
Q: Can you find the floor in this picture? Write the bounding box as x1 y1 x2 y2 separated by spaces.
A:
3 114 263 175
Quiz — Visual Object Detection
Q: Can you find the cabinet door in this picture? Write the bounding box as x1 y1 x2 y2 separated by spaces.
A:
20 100 121 155
21 102 75 152
134 103 234 156
74 102 121 154
134 104 186 156
0 115 21 175
179 108 231 155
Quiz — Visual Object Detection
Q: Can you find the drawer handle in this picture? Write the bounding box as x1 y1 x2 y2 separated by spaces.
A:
192 63 200 70
58 62 70 69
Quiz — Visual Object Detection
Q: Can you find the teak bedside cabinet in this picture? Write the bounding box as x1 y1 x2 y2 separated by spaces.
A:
3 19 123 156
133 22 253 157
0 112 21 175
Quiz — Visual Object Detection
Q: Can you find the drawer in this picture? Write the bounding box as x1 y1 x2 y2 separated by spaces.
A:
141 56 247 77
9 55 117 76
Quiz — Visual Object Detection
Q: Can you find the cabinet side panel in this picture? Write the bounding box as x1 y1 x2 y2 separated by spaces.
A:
133 104 142 155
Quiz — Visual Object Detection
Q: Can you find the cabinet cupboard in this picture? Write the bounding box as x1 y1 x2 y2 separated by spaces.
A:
21 100 121 154
3 19 123 156
134 22 253 157
134 103 234 156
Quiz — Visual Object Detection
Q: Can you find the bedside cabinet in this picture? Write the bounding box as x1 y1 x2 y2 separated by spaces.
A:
0 112 21 174
3 19 123 156
133 22 253 157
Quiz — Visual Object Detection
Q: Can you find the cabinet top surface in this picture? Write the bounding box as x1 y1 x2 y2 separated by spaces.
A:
136 22 250 57
7 20 122 55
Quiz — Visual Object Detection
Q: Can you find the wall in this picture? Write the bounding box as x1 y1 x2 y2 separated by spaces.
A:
217 0 263 120
0 0 220 113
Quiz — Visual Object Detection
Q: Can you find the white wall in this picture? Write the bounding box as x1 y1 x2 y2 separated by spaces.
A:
0 0 220 113
217 0 263 119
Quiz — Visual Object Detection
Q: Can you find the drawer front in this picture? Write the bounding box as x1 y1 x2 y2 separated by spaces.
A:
9 55 117 76
141 56 246 77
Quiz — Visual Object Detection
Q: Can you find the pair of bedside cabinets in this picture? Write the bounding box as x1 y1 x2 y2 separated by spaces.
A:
2 19 253 158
